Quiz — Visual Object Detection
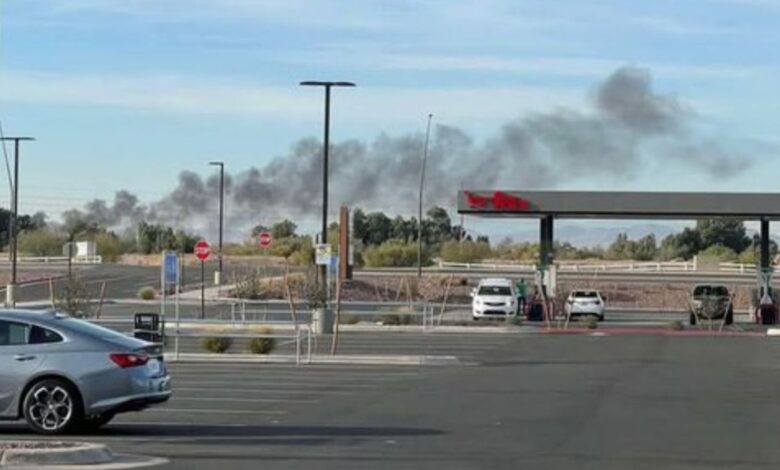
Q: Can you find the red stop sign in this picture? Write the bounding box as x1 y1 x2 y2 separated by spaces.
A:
194 240 211 261
258 231 273 248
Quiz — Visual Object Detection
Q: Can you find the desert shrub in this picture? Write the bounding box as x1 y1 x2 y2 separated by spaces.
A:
56 276 96 318
698 244 739 262
439 240 492 263
232 270 269 299
202 337 232 353
248 326 275 354
138 286 156 300
18 229 66 257
381 313 413 325
363 240 421 267
584 316 599 329
95 232 125 263
339 314 361 325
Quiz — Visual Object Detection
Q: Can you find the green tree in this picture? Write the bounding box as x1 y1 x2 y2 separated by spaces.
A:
352 209 368 244
391 216 414 242
250 224 269 237
271 219 297 239
696 219 751 253
365 212 392 246
659 227 702 260
633 234 658 261
424 206 452 244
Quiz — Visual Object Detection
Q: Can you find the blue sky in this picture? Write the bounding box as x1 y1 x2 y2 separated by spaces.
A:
0 0 779 240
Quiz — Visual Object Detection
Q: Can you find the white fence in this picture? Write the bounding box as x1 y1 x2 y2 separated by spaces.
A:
437 260 695 272
0 255 103 265
437 259 774 274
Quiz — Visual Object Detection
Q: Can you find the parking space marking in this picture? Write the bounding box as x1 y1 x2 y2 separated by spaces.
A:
171 397 320 404
150 408 288 415
173 380 380 389
169 373 416 383
173 386 356 395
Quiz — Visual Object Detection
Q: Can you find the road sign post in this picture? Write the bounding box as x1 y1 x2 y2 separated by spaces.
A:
194 240 211 320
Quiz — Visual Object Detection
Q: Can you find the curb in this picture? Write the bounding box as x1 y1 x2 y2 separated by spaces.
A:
165 353 462 366
0 442 112 467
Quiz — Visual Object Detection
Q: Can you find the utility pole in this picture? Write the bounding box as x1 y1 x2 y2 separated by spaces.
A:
1 136 34 307
417 114 433 278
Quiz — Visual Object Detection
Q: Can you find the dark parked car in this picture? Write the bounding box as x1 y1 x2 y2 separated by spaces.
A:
688 284 733 326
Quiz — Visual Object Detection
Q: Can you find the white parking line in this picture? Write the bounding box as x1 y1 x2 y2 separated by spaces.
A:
171 397 319 404
150 408 288 415
169 372 415 382
173 380 380 388
173 386 355 395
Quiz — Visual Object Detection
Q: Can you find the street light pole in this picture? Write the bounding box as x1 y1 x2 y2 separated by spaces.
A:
209 161 224 287
299 80 355 286
417 114 433 278
1 136 34 308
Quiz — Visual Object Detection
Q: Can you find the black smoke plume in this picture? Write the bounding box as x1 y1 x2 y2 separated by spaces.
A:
62 66 750 237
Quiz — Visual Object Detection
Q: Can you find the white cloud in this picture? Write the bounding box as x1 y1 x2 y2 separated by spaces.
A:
0 70 585 125
377 54 754 80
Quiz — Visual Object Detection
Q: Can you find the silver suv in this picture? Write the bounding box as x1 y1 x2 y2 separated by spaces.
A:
688 284 733 326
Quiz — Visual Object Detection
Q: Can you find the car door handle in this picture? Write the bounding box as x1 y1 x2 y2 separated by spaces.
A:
13 354 36 362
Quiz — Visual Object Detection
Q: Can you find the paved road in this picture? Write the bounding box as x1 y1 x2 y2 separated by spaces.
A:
1 262 777 304
2 262 295 302
3 334 780 469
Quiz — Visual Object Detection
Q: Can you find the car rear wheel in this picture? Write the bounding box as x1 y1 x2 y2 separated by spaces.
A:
22 378 83 435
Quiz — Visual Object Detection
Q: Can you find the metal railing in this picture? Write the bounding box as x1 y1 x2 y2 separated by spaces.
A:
92 317 313 365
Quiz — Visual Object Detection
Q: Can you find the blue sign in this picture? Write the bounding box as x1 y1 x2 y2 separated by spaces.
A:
329 255 339 275
163 251 178 284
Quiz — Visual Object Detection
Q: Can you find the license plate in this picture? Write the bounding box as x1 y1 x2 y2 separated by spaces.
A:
147 358 161 375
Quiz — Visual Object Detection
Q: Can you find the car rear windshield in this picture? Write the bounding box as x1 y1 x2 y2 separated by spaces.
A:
478 286 512 296
693 286 728 296
573 291 599 298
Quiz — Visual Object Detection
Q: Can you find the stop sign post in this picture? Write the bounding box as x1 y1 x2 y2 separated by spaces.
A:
194 240 210 319
258 231 272 249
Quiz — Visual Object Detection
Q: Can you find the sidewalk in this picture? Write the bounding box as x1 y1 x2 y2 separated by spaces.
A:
178 283 236 300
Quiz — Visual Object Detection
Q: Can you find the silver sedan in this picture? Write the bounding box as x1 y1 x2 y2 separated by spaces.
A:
0 310 171 434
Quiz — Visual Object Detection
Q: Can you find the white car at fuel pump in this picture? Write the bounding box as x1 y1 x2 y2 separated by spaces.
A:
471 278 518 321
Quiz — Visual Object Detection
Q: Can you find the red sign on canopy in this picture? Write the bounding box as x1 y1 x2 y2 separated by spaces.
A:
194 240 211 261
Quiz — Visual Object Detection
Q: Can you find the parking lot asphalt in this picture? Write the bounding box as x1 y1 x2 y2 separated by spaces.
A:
3 333 780 469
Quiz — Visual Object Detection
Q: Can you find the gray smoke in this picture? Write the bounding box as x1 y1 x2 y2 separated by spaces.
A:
63 66 751 235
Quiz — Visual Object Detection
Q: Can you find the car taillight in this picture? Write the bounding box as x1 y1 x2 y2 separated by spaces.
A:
110 353 149 368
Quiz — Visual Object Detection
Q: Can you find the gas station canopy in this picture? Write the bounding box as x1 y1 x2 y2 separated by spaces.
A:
457 190 780 220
